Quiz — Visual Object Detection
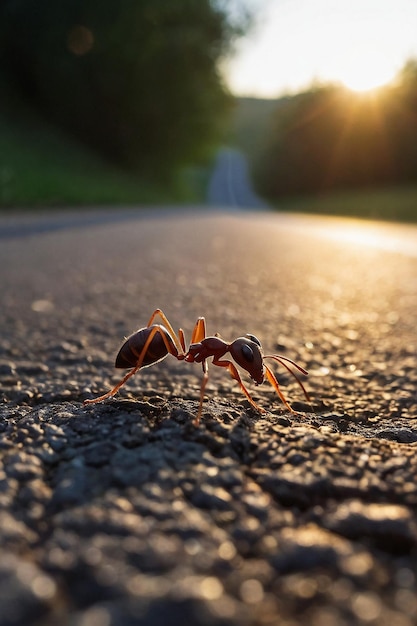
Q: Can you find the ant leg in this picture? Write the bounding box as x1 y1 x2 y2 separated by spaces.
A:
190 317 206 343
84 367 141 405
213 358 266 414
178 328 186 353
84 325 170 405
147 312 206 358
264 364 296 413
145 309 186 357
194 359 209 426
188 318 208 425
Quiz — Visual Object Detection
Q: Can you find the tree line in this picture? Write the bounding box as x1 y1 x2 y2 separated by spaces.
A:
0 0 248 180
254 61 417 199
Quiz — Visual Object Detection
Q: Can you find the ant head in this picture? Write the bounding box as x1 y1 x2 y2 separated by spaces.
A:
229 334 265 385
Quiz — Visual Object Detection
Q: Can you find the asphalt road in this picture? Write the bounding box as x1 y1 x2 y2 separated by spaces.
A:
1 206 417 626
206 148 267 209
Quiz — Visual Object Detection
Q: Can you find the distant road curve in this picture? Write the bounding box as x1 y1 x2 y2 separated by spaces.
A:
206 148 268 210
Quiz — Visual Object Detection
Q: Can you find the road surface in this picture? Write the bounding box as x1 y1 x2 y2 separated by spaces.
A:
206 148 267 209
1 207 417 626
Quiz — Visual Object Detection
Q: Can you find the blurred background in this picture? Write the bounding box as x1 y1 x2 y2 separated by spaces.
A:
1 0 416 221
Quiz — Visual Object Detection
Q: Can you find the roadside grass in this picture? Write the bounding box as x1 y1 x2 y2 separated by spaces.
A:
272 185 417 224
0 105 206 209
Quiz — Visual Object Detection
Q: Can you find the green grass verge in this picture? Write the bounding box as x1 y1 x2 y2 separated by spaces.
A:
0 98 206 209
273 186 417 224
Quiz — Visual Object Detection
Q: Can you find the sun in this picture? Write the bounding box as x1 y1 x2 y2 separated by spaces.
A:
340 68 395 93
335 51 397 93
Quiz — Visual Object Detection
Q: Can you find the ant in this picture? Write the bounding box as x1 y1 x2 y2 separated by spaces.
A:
84 308 310 425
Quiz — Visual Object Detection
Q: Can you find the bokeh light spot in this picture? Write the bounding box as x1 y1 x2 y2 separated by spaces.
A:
67 25 94 56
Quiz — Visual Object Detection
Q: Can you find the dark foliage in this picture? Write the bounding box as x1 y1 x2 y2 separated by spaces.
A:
0 0 246 178
254 61 417 198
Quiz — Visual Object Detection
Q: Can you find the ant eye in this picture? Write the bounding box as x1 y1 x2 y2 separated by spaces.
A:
241 344 254 362
246 334 261 347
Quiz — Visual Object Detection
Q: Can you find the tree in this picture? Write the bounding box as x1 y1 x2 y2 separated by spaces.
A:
254 63 417 199
0 0 247 178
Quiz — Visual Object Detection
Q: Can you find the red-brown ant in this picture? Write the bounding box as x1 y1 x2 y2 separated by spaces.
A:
84 308 310 425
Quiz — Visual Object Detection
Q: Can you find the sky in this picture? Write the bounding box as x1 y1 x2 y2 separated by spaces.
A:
224 0 417 98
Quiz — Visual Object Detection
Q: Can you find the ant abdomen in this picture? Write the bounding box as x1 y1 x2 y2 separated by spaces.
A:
115 324 171 369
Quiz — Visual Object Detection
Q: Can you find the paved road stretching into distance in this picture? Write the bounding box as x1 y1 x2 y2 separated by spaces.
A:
1 151 417 626
206 148 267 209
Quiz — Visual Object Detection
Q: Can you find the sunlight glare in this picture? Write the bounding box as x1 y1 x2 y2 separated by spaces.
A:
225 0 417 98
314 218 417 259
336 48 398 93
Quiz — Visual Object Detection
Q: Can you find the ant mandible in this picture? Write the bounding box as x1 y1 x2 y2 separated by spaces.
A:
84 308 310 425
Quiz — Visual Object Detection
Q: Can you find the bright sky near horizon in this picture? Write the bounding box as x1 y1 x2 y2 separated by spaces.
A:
224 0 417 97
